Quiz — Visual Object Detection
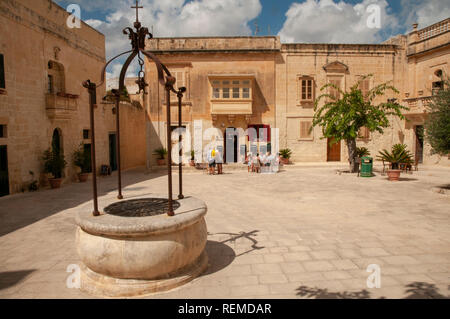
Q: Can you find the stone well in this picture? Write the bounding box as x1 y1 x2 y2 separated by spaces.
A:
75 195 208 297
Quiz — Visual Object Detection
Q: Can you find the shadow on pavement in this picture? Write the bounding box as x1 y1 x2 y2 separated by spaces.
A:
0 270 36 290
296 282 449 299
0 169 166 237
202 240 236 276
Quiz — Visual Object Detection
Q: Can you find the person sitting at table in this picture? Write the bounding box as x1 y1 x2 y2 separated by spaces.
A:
259 152 267 172
246 152 253 172
264 152 272 172
215 148 223 174
253 153 261 173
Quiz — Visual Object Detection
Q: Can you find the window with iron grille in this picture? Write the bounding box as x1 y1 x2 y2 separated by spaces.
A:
83 129 91 139
0 54 5 89
0 125 6 138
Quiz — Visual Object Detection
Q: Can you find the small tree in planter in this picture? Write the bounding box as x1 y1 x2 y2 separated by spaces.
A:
279 148 292 164
73 143 91 182
42 143 67 188
377 144 413 181
312 74 407 173
153 147 167 166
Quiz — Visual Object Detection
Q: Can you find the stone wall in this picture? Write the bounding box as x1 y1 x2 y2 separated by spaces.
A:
144 45 277 167
276 43 402 163
143 25 449 167
0 0 145 195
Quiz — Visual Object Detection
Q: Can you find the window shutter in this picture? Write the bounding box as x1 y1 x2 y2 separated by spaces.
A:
330 79 341 99
300 121 312 139
360 79 369 100
358 126 370 139
174 71 182 88
0 54 5 89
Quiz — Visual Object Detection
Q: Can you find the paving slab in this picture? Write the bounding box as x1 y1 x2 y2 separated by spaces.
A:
0 166 449 299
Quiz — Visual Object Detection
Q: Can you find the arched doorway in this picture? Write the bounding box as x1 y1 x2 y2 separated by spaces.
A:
52 128 63 178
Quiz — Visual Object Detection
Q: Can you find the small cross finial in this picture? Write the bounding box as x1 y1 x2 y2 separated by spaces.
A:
131 0 143 23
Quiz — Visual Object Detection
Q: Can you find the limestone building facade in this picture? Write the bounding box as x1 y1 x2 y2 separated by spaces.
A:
144 18 449 168
0 0 146 196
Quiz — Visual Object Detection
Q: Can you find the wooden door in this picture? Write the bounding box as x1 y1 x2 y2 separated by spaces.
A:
327 138 341 162
0 145 9 197
415 125 424 164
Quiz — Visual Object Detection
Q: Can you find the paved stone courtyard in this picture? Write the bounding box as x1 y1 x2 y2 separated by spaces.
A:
0 165 449 299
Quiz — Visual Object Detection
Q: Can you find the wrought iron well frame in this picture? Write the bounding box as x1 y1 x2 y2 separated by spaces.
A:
82 0 185 217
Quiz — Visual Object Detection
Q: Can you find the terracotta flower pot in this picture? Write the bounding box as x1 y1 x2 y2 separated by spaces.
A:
78 173 89 183
387 169 401 181
49 178 63 189
280 157 289 165
157 159 165 166
189 160 195 167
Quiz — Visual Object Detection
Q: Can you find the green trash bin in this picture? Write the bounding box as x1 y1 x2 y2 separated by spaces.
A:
360 156 373 177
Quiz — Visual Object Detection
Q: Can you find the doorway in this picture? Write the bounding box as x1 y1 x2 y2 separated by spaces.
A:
224 127 238 163
0 145 9 197
327 138 341 162
83 143 92 173
415 125 424 164
52 128 63 178
109 133 117 171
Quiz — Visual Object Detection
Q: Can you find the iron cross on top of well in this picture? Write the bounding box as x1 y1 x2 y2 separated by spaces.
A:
131 0 143 23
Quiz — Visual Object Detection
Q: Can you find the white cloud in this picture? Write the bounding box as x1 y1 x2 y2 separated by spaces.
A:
80 0 262 79
85 19 103 28
401 0 450 30
278 0 398 44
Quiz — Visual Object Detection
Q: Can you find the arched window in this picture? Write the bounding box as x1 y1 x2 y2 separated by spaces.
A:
47 61 65 94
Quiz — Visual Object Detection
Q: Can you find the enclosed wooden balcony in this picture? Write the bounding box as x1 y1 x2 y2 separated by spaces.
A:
45 93 78 120
210 100 252 115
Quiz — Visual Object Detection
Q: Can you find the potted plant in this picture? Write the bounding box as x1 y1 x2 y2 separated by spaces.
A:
42 145 67 188
377 144 412 181
356 147 370 158
279 148 292 165
73 143 91 182
153 147 167 166
189 150 195 167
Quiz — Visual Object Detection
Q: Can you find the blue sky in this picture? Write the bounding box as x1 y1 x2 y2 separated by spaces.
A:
54 0 449 78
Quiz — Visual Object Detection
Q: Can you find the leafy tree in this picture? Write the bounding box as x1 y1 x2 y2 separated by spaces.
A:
312 74 407 172
425 79 450 155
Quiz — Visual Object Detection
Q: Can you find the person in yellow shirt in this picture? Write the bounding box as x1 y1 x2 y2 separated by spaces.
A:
207 147 216 175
